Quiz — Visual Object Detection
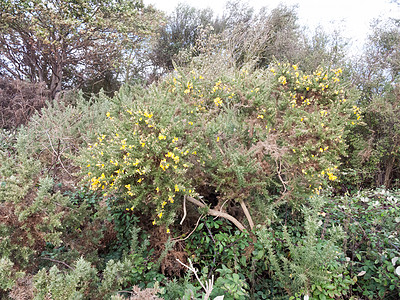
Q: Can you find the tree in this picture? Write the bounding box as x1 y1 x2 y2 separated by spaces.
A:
222 4 301 68
344 17 400 188
351 18 400 102
0 0 162 97
149 3 217 74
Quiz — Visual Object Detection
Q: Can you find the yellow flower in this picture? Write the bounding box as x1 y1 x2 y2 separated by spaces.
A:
214 97 223 106
257 114 264 119
328 173 337 181
278 76 287 85
175 184 179 192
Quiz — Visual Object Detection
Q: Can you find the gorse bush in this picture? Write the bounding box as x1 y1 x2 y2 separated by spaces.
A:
344 85 400 189
0 56 381 299
79 60 359 233
257 195 353 299
0 144 67 270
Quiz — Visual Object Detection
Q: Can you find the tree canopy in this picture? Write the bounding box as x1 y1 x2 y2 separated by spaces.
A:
0 0 162 97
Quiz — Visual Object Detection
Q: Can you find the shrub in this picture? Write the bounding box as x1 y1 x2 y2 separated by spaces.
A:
343 84 400 189
78 60 358 234
326 189 400 299
0 78 49 129
0 147 68 271
256 195 352 299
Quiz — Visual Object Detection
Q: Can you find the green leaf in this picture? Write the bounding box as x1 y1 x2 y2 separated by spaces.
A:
324 284 336 290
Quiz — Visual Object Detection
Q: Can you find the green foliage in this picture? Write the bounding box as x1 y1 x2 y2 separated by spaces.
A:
34 235 166 299
33 257 97 300
2 3 399 298
0 257 24 292
0 143 68 270
344 87 400 189
0 0 162 96
257 196 350 298
15 90 114 190
326 189 400 299
150 3 219 72
212 265 249 299
79 58 358 234
186 217 251 271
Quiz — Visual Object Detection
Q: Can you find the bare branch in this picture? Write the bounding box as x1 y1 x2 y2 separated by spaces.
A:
186 196 246 232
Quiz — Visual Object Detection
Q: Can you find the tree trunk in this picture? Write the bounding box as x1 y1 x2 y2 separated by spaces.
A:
384 156 395 188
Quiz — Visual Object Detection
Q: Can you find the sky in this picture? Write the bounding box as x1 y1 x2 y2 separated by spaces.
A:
143 0 400 55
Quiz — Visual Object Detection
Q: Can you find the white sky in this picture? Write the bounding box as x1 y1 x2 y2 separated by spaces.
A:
144 0 400 55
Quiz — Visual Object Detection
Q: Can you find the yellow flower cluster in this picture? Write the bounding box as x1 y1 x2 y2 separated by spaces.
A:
320 166 338 181
278 76 287 85
214 97 223 106
351 105 362 125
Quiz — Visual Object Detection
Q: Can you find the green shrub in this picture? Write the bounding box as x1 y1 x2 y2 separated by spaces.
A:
343 86 400 189
33 257 97 300
78 60 358 234
0 147 67 271
326 188 400 299
256 195 352 299
0 257 25 292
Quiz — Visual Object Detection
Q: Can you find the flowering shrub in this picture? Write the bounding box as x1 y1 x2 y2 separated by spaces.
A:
79 61 359 231
80 94 199 228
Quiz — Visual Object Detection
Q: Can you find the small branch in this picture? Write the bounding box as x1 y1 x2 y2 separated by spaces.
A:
276 160 287 194
176 258 206 291
239 199 254 230
173 214 204 242
186 196 246 232
180 195 187 225
176 258 214 300
40 257 74 270
45 131 72 176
